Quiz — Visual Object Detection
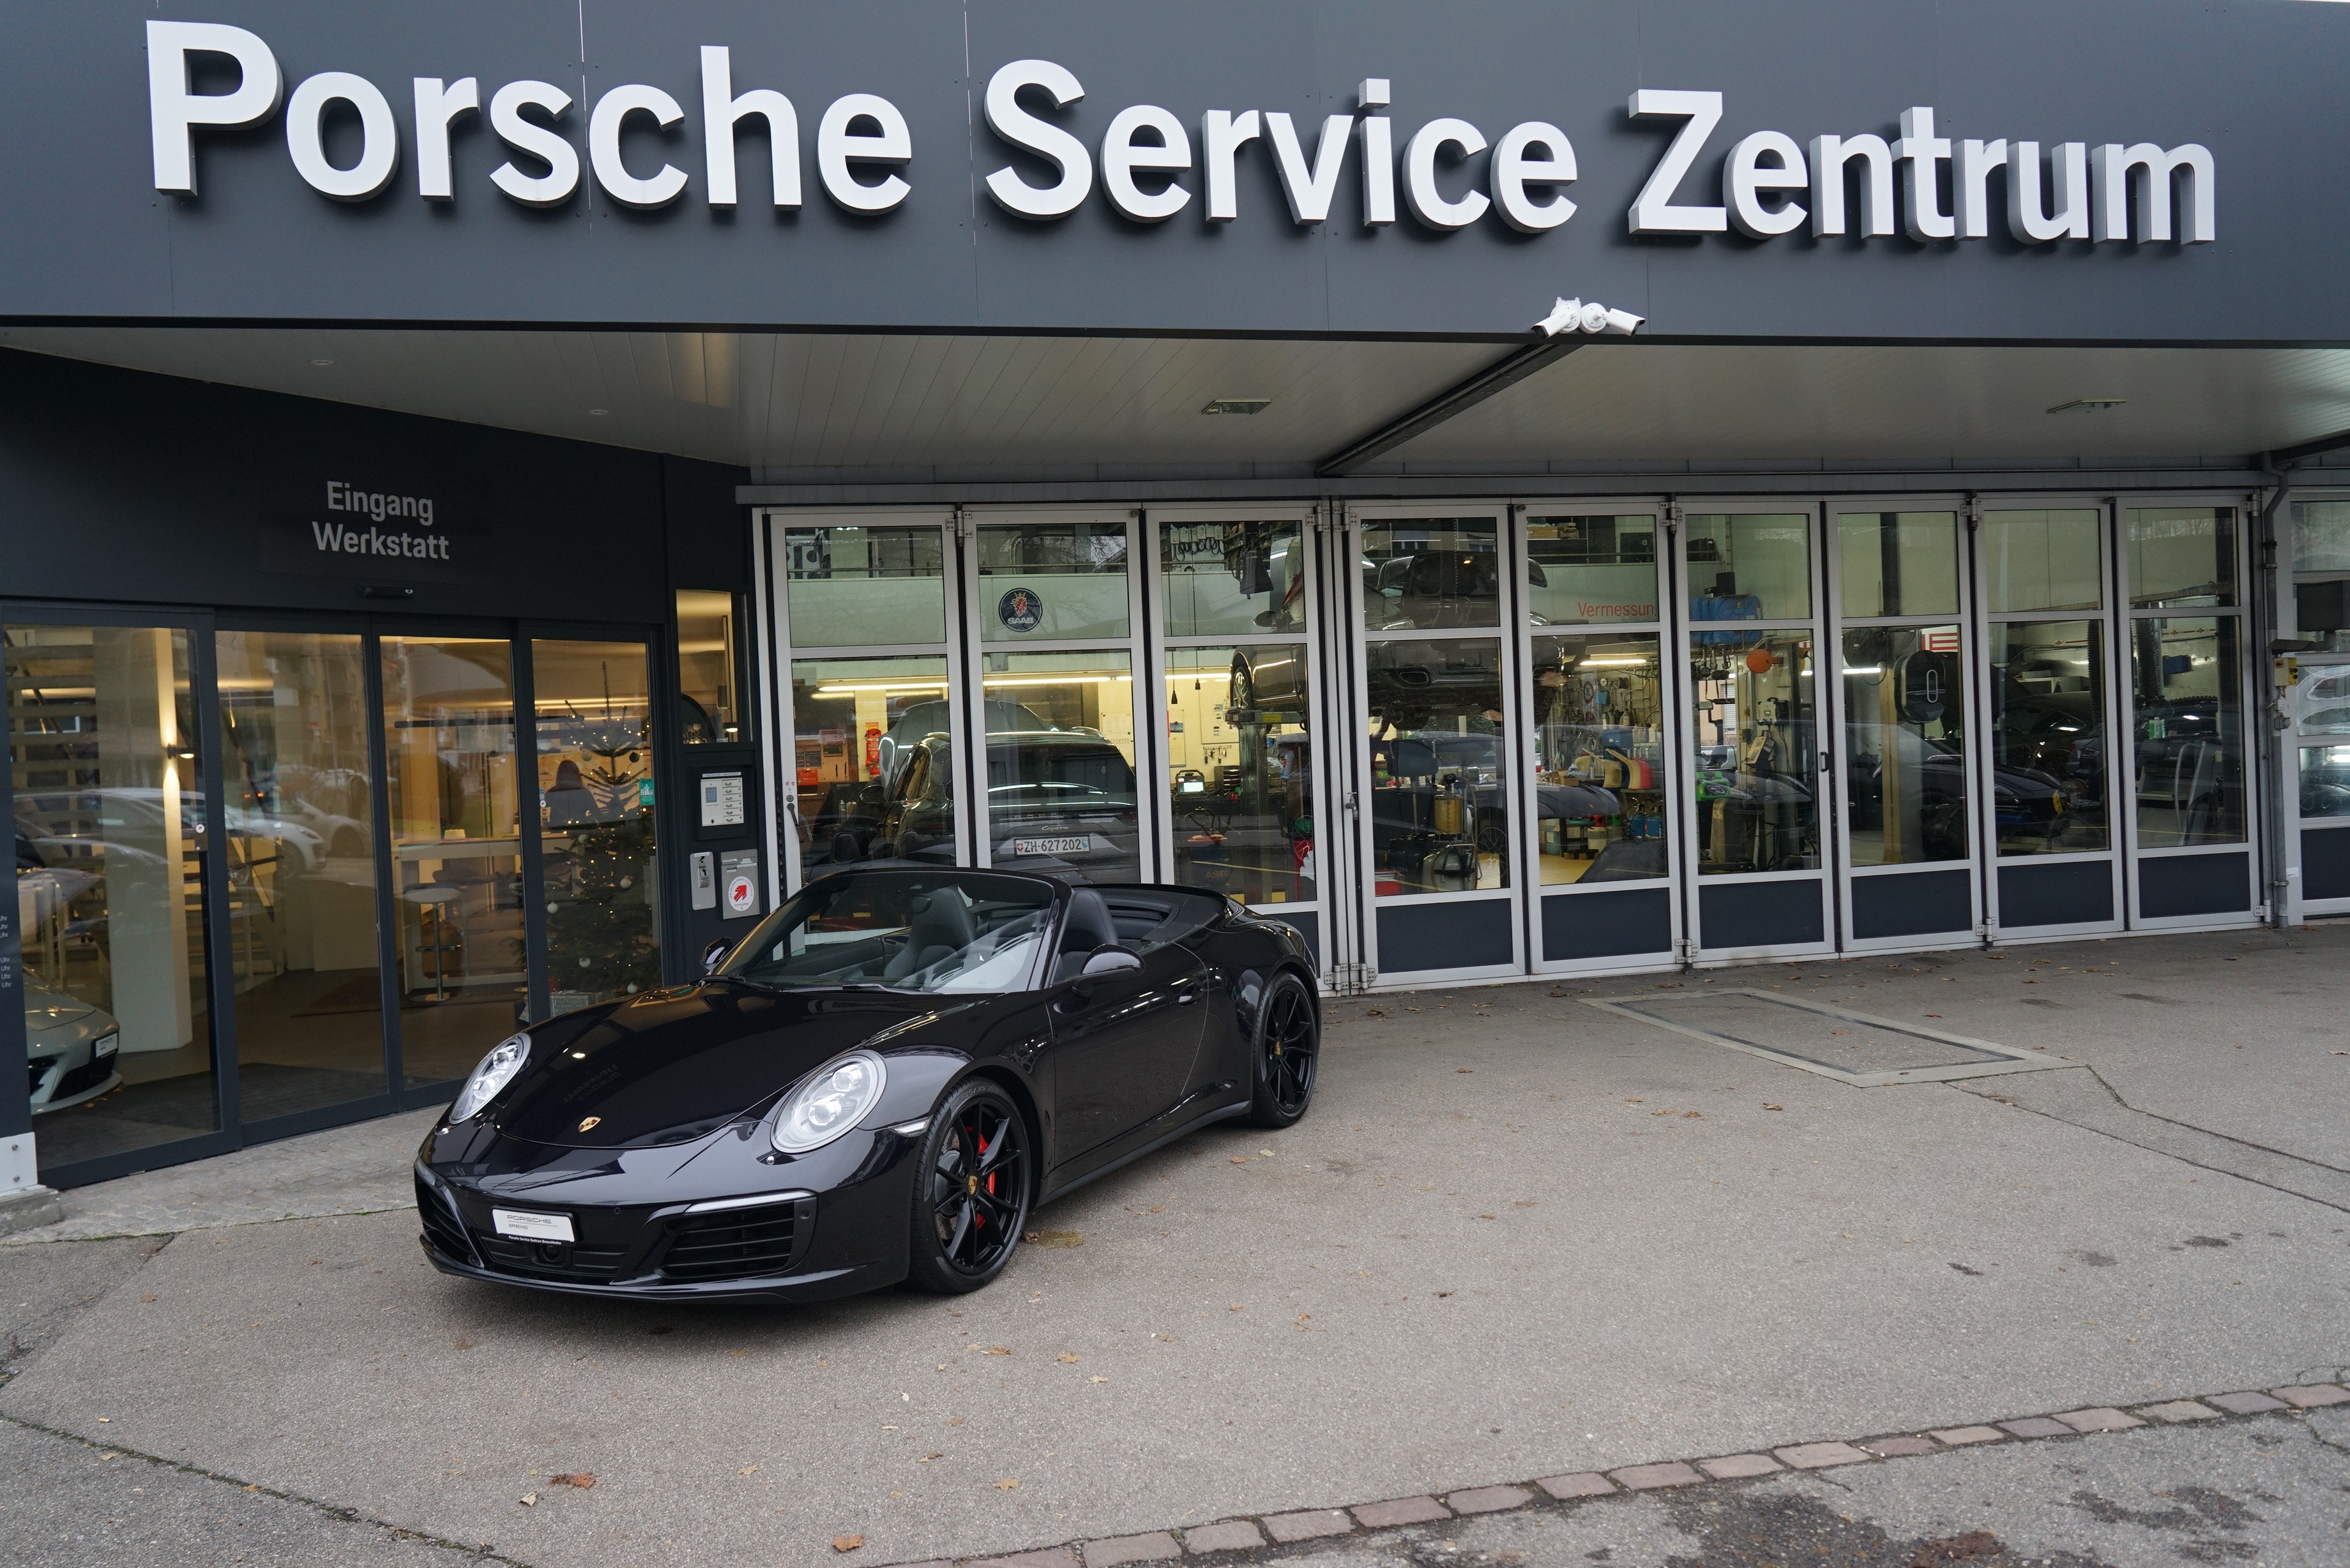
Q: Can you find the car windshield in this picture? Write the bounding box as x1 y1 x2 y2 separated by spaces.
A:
717 873 1054 993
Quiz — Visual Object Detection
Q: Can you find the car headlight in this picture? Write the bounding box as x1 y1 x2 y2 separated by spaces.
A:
771 1050 887 1155
450 1032 531 1124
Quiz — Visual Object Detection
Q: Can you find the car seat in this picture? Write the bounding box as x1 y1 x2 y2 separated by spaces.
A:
883 889 977 979
1050 888 1121 984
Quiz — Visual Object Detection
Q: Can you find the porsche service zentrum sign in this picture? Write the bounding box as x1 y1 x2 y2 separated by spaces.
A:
146 20 2215 253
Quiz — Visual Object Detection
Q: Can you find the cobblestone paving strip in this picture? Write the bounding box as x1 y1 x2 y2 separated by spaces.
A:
884 1379 2350 1567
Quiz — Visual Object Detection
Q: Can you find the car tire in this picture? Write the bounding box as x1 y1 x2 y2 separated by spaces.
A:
906 1079 1033 1295
1246 971 1319 1128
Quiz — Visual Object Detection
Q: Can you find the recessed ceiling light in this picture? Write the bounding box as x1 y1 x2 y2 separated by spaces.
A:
587 408 609 416
309 357 334 366
2046 398 2125 414
1201 398 1271 416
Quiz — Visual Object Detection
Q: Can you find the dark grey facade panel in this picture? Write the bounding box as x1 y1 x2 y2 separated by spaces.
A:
3 1 2341 342
0 349 735 623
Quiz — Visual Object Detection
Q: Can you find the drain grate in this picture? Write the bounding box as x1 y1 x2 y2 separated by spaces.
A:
1583 990 2068 1086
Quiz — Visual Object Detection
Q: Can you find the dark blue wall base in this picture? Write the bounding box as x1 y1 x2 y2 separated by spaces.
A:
1697 879 1824 950
1542 886 1671 962
1377 898 1512 974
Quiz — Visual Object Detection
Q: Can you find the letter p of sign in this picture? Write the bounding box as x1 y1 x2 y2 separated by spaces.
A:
149 22 283 193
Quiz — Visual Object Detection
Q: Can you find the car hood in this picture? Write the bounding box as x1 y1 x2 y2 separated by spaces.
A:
22 980 107 1046
489 984 976 1151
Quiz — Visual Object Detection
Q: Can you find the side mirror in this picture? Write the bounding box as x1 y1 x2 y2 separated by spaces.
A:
702 939 733 976
1067 944 1142 998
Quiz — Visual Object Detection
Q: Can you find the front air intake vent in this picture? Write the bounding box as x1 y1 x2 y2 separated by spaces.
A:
658 1200 808 1283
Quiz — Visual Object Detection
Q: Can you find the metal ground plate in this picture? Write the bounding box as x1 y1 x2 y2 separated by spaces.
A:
1583 990 2071 1086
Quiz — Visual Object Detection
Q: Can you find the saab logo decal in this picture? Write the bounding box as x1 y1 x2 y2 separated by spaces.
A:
997 586 1045 633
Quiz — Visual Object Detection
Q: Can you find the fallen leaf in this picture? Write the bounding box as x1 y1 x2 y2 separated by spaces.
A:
95 1418 109 1424
1227 1303 1243 1312
1229 1156 1248 1164
918 1453 943 1463
1026 1229 1083 1249
1623 1097 1644 1104
729 1348 749 1358
833 1535 866 1553
984 1345 1011 1355
518 1493 538 1508
1153 1334 1174 1342
549 1473 595 1489
994 1477 1021 1491
947 1416 966 1426
140 1295 157 1304
1054 1352 1080 1363
739 1465 759 1475
1435 1290 1455 1298
98 1452 119 1461
1457 1067 1473 1074
1683 1111 1702 1119
1149 1204 1165 1214
1764 1103 1783 1111
1088 1376 1109 1384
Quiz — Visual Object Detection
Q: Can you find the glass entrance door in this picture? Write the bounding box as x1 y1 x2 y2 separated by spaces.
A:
1148 508 1324 965
9 620 224 1170
2116 502 2257 926
964 510 1149 882
1827 506 1981 950
1519 507 1679 973
771 511 964 884
1978 505 2124 935
1677 506 1834 960
1348 505 1524 983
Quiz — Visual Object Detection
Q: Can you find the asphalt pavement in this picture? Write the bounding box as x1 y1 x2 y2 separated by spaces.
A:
2 922 2345 1567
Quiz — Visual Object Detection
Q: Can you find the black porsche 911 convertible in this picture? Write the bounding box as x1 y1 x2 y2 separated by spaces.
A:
414 869 1318 1302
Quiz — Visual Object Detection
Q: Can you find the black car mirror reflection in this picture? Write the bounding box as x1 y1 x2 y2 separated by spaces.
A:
702 939 733 976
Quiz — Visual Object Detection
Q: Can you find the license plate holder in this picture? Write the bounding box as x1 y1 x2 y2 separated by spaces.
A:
491 1208 575 1243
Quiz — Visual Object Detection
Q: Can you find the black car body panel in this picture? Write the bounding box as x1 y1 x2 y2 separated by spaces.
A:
417 870 1314 1302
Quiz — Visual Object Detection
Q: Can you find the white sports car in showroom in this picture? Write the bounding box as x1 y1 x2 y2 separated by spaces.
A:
25 977 120 1113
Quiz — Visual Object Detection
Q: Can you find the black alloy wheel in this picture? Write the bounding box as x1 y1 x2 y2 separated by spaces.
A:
907 1080 1032 1293
1247 972 1319 1127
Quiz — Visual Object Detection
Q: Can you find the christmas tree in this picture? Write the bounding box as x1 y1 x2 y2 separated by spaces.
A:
531 681 662 1008
543 819 659 1005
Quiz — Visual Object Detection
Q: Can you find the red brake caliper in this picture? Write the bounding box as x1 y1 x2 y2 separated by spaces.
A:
976 1120 994 1227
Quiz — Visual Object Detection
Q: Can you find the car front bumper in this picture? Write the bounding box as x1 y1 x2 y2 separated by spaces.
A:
414 1124 928 1304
